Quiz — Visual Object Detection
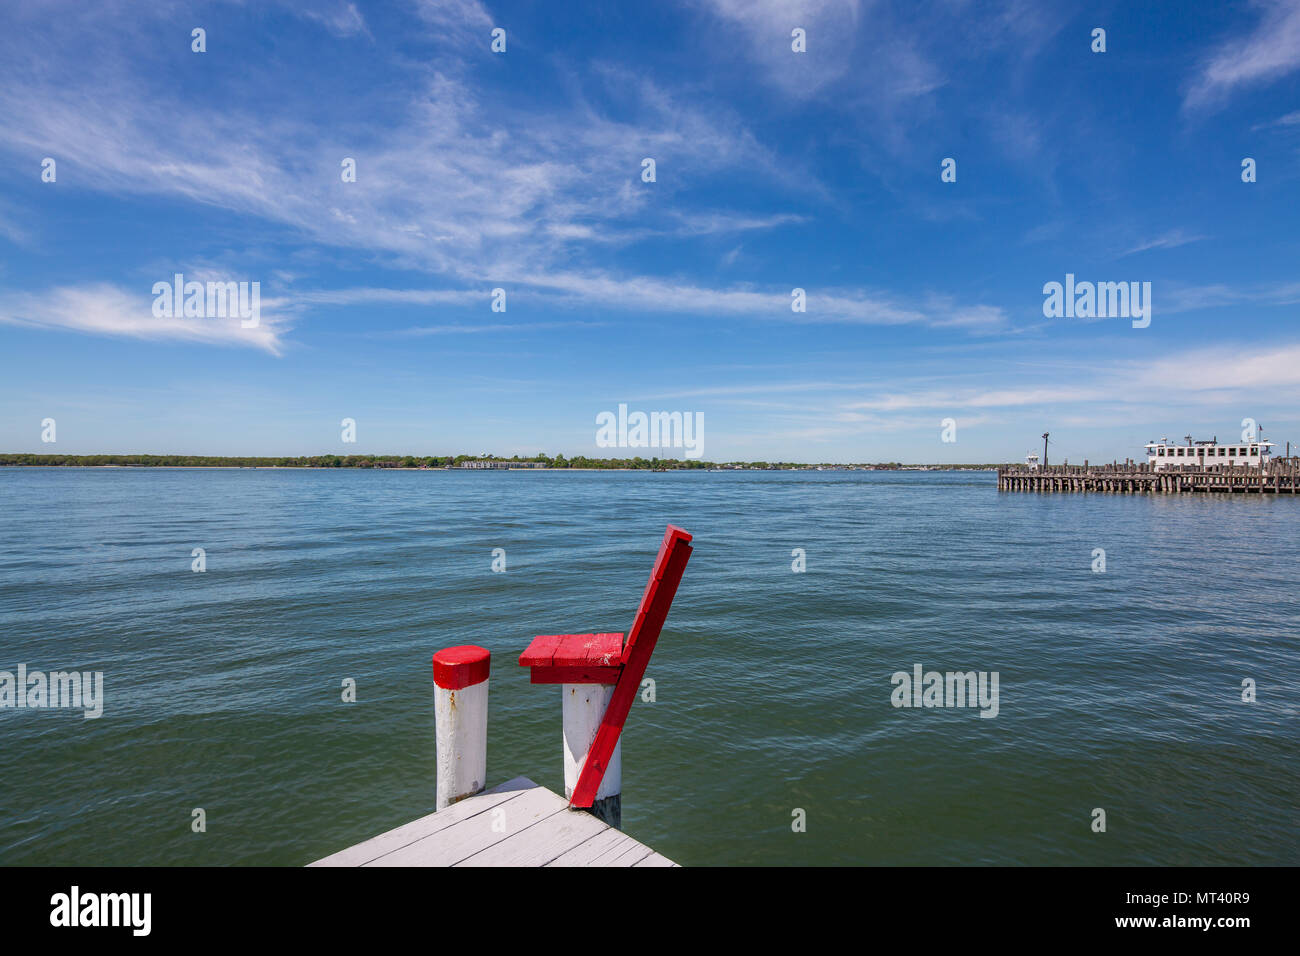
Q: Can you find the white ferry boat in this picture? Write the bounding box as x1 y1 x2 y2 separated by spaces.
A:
1024 452 1041 470
1144 435 1275 471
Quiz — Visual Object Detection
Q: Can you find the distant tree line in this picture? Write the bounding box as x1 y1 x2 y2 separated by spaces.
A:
0 453 705 469
0 453 1008 470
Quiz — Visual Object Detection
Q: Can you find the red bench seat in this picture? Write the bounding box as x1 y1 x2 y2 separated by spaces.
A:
519 632 624 684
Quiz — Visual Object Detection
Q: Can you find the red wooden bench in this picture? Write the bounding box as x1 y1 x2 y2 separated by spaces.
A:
518 524 693 808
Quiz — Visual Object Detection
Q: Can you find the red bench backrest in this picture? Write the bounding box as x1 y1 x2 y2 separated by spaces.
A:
621 524 693 663
569 524 692 808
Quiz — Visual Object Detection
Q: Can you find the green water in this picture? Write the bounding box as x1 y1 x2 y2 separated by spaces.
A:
1 468 1296 865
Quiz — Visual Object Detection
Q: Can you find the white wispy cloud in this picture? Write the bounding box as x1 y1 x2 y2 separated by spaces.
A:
1251 108 1300 129
286 272 1006 329
838 343 1300 414
1160 280 1300 313
691 0 876 98
637 343 1300 437
0 285 288 354
1122 229 1208 257
290 287 483 307
0 0 1018 352
412 0 493 32
394 320 606 336
843 385 1099 413
0 34 796 279
502 271 1008 328
289 0 369 37
0 203 27 245
689 0 952 109
1184 0 1300 111
1147 342 1300 390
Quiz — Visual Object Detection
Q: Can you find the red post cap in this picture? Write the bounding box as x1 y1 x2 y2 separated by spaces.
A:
432 645 491 690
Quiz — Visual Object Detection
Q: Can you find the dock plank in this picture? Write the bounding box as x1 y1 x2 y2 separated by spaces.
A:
368 784 563 866
310 776 535 867
598 839 655 867
543 827 642 866
457 804 610 866
309 776 674 867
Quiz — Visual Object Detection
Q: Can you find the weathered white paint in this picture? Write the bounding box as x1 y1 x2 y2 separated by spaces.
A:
435 678 488 810
309 776 676 867
562 682 622 802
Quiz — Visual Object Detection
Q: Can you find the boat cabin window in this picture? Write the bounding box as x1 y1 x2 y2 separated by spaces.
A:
1157 447 1165 456
1250 446 1258 455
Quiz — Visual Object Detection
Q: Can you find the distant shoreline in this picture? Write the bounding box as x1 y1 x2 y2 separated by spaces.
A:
1 454 1004 472
0 464 1002 472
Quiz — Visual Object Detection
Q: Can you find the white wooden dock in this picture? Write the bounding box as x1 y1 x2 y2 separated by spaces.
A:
310 776 677 867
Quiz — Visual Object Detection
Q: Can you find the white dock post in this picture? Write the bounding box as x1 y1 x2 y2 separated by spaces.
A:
562 682 622 828
432 645 491 810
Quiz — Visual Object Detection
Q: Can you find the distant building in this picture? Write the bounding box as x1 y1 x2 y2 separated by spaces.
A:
1145 436 1274 471
458 460 546 469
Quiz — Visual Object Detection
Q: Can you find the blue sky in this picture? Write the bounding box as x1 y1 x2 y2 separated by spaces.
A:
1 0 1298 463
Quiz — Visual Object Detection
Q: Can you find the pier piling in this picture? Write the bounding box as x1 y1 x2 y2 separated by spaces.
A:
432 645 491 810
995 461 1300 495
563 683 623 829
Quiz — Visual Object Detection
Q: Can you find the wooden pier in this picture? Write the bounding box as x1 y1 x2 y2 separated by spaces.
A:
310 776 677 867
315 527 694 868
997 460 1300 494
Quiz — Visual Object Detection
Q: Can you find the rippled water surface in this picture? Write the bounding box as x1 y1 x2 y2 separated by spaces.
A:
1 468 1297 865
